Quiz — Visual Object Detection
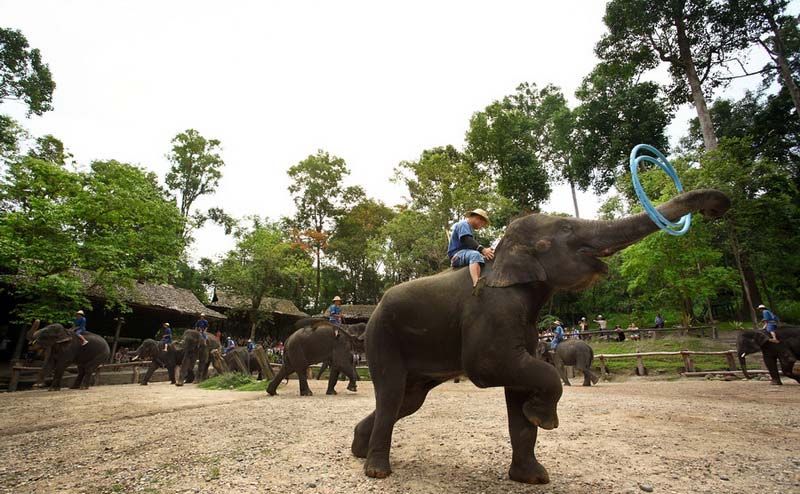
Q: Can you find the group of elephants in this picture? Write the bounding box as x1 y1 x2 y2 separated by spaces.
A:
24 189 800 486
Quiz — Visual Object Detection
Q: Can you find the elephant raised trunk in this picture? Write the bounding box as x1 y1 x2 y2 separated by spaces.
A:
587 189 731 257
26 319 41 342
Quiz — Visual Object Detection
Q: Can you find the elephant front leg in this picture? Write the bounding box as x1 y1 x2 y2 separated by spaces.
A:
762 354 783 385
780 358 800 384
50 363 67 391
141 363 158 385
504 388 550 484
266 365 290 395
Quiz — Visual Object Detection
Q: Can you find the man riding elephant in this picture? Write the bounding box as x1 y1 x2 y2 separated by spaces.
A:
352 189 730 484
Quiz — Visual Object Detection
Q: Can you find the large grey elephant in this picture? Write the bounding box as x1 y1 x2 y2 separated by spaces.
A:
537 340 599 387
352 189 730 484
267 322 361 396
132 338 194 385
738 328 800 385
30 323 110 390
176 329 221 386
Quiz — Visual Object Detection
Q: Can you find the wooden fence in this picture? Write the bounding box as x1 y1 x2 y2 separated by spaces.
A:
540 325 720 340
595 349 739 376
8 360 154 392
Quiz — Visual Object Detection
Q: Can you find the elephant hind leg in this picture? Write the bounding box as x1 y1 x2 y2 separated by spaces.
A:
71 368 85 389
780 359 800 384
364 366 407 478
352 411 375 458
298 367 313 396
267 365 290 395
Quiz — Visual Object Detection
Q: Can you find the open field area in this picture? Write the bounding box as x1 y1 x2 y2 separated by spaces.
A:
1 377 799 494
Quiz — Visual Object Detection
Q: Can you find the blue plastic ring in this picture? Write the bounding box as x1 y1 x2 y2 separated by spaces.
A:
629 144 691 236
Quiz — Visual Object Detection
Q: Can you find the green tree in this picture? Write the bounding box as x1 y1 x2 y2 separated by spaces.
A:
597 0 746 151
327 198 394 304
215 219 313 339
287 150 357 310
379 209 447 283
165 129 226 239
394 145 494 226
728 0 800 116
572 62 673 193
0 28 55 115
28 134 73 166
466 83 553 211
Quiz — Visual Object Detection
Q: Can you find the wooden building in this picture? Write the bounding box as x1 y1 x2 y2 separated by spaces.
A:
207 290 308 342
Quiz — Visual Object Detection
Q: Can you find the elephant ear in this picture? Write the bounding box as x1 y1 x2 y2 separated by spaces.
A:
486 237 547 288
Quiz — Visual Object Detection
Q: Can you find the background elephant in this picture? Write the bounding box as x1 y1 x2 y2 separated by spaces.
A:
176 329 221 386
267 323 360 396
222 347 251 373
353 189 729 484
537 340 599 386
29 323 110 390
131 339 193 385
738 328 800 385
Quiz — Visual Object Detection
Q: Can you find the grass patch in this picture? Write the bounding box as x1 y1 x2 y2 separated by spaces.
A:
589 335 733 373
199 372 279 391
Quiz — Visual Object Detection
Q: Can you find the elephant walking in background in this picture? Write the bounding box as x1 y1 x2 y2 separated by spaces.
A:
353 189 730 484
538 340 599 386
738 328 800 385
29 323 110 390
176 329 221 386
132 339 193 385
267 323 361 396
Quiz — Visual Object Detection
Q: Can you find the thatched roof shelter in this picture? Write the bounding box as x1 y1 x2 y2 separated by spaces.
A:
70 269 225 320
208 290 306 317
320 304 376 323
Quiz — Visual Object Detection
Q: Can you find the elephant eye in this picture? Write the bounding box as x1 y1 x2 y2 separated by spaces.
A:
561 224 572 233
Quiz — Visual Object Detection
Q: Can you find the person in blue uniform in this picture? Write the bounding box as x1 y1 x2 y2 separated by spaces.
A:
247 339 256 352
194 313 209 345
69 310 89 346
329 296 343 337
160 322 172 351
224 336 236 355
550 320 564 350
758 304 780 343
447 209 495 293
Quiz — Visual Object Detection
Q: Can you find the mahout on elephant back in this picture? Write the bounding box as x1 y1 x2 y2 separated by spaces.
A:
538 339 599 387
29 323 110 390
267 321 362 396
353 189 730 484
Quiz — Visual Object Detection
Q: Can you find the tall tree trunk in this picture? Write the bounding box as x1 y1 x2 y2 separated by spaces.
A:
728 221 758 328
766 12 800 117
675 14 718 151
315 245 321 310
569 180 580 218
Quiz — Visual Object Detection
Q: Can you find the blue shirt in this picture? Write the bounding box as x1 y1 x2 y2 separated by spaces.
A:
550 325 564 349
329 304 342 325
162 328 172 337
447 220 475 258
247 341 255 352
195 318 209 330
761 310 779 331
74 317 87 331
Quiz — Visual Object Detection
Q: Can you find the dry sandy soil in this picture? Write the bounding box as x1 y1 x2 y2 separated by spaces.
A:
0 376 798 494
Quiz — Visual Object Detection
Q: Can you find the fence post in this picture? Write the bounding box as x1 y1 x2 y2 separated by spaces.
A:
132 365 139 384
712 325 719 339
230 351 248 373
9 366 20 392
725 352 737 371
636 356 647 376
599 356 608 377
680 351 695 372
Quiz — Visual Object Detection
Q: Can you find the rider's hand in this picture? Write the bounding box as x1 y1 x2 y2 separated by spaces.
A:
482 247 495 260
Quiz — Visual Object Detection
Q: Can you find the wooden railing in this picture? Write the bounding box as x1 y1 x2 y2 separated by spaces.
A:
540 325 720 340
595 349 739 376
8 360 153 392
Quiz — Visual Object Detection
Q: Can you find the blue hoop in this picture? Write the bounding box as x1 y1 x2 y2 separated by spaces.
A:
629 144 691 236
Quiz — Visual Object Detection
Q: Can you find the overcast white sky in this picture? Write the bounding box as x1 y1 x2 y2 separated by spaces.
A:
1 1 777 262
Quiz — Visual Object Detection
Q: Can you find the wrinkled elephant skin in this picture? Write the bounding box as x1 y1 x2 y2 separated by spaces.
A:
353 189 730 484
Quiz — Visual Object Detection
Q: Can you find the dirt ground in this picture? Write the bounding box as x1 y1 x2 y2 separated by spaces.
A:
1 376 798 494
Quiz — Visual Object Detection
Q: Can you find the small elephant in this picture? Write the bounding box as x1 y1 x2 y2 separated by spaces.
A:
353 189 730 484
29 323 110 390
538 340 599 387
738 328 800 385
131 338 191 385
267 322 361 396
